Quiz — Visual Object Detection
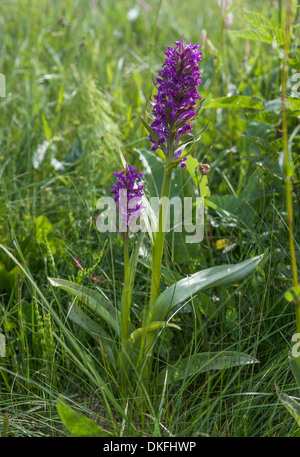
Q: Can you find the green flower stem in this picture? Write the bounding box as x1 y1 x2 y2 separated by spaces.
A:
141 143 173 383
120 234 131 394
149 167 172 306
282 0 300 334
121 234 130 346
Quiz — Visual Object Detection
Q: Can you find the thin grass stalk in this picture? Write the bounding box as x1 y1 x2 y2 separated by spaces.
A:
281 0 300 333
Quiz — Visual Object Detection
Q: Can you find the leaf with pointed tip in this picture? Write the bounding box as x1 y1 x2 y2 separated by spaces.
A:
128 321 181 346
158 351 259 385
48 278 120 336
57 396 112 437
148 253 266 324
276 387 300 427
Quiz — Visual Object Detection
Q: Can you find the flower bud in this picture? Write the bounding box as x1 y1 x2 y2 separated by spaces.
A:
198 163 210 175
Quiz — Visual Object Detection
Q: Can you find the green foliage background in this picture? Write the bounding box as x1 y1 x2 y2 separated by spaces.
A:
0 0 299 437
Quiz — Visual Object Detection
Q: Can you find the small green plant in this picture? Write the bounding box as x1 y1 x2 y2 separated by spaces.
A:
33 303 55 377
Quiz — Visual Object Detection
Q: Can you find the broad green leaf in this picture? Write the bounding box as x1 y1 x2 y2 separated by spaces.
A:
158 351 258 385
68 304 116 364
264 98 282 114
149 253 265 323
57 396 111 437
203 96 264 110
246 110 281 126
287 97 300 114
276 387 300 427
48 278 120 335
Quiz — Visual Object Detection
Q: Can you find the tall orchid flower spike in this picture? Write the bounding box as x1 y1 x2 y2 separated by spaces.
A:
148 36 203 167
147 36 203 307
140 37 204 383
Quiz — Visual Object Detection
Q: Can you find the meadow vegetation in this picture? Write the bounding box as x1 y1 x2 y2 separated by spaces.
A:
0 0 300 437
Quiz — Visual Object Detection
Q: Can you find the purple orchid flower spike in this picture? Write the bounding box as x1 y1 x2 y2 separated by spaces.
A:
111 164 144 236
148 36 203 167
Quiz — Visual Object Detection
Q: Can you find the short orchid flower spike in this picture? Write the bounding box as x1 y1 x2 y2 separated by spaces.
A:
111 164 144 236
